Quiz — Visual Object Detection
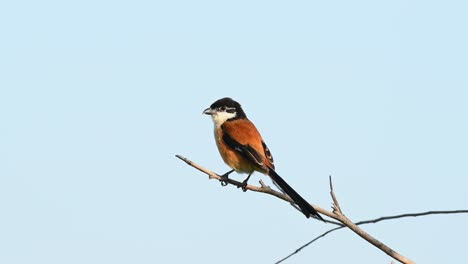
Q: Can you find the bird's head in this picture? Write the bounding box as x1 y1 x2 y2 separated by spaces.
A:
203 97 247 126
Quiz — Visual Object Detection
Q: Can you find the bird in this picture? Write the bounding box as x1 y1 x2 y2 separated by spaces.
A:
203 97 323 220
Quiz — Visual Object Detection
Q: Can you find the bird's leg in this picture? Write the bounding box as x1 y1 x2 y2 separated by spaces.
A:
240 172 253 192
219 169 234 186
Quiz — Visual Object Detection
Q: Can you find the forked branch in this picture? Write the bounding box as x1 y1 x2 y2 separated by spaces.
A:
176 155 468 264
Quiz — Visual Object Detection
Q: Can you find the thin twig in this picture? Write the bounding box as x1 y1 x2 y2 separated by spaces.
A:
275 226 343 264
329 175 342 214
277 209 468 263
356 210 468 225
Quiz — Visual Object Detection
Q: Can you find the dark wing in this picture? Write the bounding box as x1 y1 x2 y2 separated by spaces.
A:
221 119 272 171
222 130 268 172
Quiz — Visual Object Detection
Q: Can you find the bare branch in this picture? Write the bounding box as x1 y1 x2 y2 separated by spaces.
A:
177 155 421 263
278 209 468 263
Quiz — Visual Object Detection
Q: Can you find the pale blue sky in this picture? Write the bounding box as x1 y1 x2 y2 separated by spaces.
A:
1 1 467 263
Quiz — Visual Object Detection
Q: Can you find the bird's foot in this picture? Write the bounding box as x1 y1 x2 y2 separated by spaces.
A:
240 180 248 192
219 175 229 186
237 177 250 192
219 169 234 187
238 173 252 192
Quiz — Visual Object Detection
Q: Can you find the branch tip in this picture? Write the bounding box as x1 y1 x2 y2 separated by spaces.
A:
328 175 343 214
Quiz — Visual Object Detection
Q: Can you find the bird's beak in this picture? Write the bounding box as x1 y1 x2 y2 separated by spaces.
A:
203 108 215 115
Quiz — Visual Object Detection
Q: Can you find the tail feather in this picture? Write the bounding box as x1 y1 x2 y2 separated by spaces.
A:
268 168 324 221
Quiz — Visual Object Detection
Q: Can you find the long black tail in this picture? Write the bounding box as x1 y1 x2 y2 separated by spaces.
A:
268 168 324 221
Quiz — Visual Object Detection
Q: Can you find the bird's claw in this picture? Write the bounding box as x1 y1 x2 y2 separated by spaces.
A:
240 180 248 192
220 175 229 186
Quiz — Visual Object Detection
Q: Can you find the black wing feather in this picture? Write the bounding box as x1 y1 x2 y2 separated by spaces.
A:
222 132 267 171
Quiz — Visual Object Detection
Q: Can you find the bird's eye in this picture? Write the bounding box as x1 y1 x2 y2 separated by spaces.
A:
220 106 226 111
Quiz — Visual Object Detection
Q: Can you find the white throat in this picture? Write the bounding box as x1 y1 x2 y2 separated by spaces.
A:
211 111 236 127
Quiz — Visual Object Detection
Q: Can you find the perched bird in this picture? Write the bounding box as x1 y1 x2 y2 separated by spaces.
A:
203 97 323 220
